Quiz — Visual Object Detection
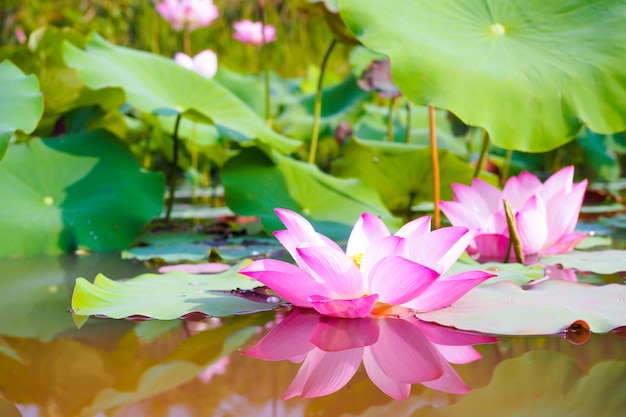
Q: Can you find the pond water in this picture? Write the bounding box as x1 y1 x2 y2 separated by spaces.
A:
1 252 625 417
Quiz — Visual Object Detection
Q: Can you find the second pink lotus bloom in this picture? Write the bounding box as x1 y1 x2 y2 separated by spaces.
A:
440 166 588 262
232 19 276 45
239 208 494 319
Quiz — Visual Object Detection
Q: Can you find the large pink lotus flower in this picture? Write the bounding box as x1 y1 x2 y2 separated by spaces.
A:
155 0 219 32
238 208 494 319
174 50 218 78
232 19 276 45
243 309 497 400
440 166 588 262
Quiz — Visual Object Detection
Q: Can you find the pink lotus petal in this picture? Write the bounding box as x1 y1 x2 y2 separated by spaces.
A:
421 359 470 394
309 294 379 319
368 318 443 384
407 227 476 272
435 344 482 364
238 259 329 307
401 270 495 312
242 309 318 361
473 233 510 262
191 49 218 78
173 52 194 69
440 200 486 231
368 256 440 305
310 317 379 351
274 208 327 248
158 262 230 274
360 235 406 280
541 165 574 198
283 348 363 399
233 19 276 45
363 349 411 400
543 180 587 247
297 246 363 296
394 215 431 240
516 200 549 256
346 212 390 257
540 232 588 255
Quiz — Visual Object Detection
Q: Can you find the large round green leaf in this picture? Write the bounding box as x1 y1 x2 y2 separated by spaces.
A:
63 34 300 154
339 0 626 152
222 147 402 240
0 130 164 257
0 60 44 160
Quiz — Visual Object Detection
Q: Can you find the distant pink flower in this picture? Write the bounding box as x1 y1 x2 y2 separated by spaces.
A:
155 0 219 32
440 166 588 262
238 208 494 319
243 309 496 400
174 50 218 78
233 19 276 45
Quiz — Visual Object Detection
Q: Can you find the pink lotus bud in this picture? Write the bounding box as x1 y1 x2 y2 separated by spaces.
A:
174 49 218 78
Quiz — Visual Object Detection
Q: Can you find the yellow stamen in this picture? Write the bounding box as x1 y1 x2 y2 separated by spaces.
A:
350 253 363 268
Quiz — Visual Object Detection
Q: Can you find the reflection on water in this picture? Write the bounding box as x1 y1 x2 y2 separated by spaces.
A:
243 309 496 400
0 253 625 416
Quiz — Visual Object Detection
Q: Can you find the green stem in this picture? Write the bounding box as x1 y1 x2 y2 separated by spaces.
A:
404 101 412 144
183 29 191 56
387 96 397 142
503 199 524 264
473 129 490 179
309 38 337 165
500 148 513 187
429 105 440 229
258 0 271 126
165 114 182 224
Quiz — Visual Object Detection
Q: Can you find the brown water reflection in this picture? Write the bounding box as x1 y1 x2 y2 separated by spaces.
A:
1 253 625 416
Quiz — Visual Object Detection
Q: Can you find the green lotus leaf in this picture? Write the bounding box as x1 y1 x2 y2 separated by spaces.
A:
416 280 626 334
339 0 626 152
410 351 626 417
222 147 402 240
63 33 300 154
540 250 626 275
332 138 497 217
71 262 278 320
0 130 164 257
0 60 44 160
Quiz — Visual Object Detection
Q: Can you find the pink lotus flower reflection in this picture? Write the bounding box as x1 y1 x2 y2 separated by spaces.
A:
239 208 495 319
243 309 497 400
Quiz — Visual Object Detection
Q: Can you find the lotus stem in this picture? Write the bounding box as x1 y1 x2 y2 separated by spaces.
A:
503 199 524 264
387 96 397 142
404 101 411 144
473 129 490 179
429 105 440 229
258 0 271 126
183 29 191 56
308 38 337 165
500 148 513 186
165 113 182 223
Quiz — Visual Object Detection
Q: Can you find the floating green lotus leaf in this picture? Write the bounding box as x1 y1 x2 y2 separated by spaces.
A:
0 60 44 160
63 33 300 154
0 130 164 257
71 262 277 320
417 280 626 334
410 351 626 417
222 147 402 240
339 0 626 151
541 250 626 275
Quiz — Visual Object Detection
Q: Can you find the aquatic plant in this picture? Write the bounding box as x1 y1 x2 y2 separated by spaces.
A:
243 309 496 399
440 166 588 262
238 208 494 318
232 19 276 46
